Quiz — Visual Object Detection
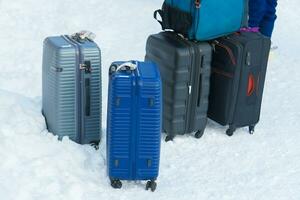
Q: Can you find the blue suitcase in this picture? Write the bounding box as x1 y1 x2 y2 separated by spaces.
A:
106 61 162 191
42 31 102 145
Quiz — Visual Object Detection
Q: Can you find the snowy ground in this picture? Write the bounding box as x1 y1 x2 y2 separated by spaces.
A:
0 0 300 199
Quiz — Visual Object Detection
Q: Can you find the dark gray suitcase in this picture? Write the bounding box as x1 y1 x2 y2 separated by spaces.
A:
145 32 212 141
42 31 102 144
208 32 271 136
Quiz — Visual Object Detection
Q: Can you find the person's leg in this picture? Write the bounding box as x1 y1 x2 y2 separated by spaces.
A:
248 0 267 28
259 0 278 37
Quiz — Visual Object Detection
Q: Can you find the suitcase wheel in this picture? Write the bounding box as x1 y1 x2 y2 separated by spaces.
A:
146 180 157 192
195 130 205 139
90 141 100 150
165 135 175 142
249 125 255 135
110 179 122 189
226 126 236 137
109 65 117 74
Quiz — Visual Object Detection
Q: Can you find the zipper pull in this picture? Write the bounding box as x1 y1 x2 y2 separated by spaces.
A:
188 85 192 95
195 0 201 8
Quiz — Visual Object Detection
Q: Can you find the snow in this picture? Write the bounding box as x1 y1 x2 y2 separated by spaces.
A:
0 0 299 199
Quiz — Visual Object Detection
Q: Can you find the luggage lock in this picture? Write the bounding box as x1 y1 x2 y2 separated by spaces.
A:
80 61 92 73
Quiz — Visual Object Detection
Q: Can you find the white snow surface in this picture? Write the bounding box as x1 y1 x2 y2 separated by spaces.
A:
0 0 300 199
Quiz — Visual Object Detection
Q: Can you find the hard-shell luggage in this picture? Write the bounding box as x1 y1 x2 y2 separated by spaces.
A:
42 31 102 144
107 61 162 191
208 32 271 136
145 32 212 141
154 0 248 41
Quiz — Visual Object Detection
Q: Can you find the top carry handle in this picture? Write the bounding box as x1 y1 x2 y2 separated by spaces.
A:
72 30 96 43
110 61 138 74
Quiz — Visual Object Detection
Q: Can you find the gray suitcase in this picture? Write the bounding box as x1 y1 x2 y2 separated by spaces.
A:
42 31 102 144
145 32 212 141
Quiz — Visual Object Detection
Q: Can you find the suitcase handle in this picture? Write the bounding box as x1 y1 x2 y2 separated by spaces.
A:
71 30 96 42
84 78 91 116
116 61 137 72
110 61 137 74
197 56 204 107
213 41 236 65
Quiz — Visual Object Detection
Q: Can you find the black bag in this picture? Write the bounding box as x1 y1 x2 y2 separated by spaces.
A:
208 32 271 136
145 32 212 141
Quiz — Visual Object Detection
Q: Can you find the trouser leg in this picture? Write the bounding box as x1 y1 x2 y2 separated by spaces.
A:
248 0 267 28
259 0 278 37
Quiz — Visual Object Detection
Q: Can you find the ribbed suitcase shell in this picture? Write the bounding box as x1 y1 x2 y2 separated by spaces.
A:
107 61 162 182
208 32 271 134
145 32 212 139
42 35 101 144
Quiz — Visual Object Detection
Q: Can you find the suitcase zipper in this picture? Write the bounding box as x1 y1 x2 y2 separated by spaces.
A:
168 33 193 134
183 39 194 133
170 33 202 134
180 37 200 133
65 36 88 143
62 36 83 143
188 44 202 132
133 64 139 180
76 42 86 144
219 37 245 125
115 61 139 179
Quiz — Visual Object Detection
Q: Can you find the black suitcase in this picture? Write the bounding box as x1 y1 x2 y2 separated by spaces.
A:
208 32 271 136
145 32 212 141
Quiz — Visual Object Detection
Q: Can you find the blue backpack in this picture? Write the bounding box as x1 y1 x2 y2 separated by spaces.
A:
154 0 248 41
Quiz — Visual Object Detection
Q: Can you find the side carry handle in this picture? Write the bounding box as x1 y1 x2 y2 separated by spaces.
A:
85 78 91 116
82 61 92 116
197 56 204 107
247 74 255 96
213 41 237 66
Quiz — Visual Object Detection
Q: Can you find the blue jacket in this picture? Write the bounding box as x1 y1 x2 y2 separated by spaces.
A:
248 0 278 37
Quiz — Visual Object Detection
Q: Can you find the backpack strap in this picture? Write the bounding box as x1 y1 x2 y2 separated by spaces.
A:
153 3 192 36
154 9 165 30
